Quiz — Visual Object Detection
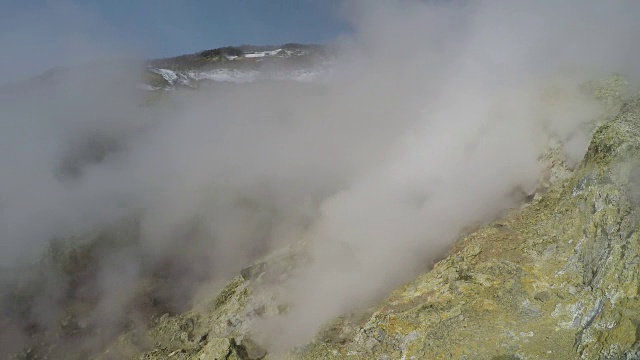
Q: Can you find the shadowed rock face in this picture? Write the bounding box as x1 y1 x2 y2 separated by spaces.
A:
90 81 640 360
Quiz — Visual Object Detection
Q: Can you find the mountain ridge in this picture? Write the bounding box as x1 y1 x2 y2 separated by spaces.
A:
0 43 332 93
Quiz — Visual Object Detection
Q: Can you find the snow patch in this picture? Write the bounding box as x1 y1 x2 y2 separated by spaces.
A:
150 68 178 85
244 49 283 58
144 60 332 89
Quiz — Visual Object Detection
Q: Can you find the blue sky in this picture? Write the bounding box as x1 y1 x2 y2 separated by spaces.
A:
81 0 350 56
0 0 351 82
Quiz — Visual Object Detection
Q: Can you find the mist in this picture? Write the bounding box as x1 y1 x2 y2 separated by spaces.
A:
1 0 639 357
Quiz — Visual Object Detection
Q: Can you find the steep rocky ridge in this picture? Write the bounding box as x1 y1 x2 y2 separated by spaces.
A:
0 44 330 95
88 78 640 359
143 44 331 90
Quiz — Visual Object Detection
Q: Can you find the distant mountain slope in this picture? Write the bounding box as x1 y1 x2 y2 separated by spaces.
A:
0 43 333 95
143 43 332 90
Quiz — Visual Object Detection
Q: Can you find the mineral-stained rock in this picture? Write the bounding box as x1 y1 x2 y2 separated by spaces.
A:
193 338 234 360
93 241 303 360
97 81 640 360
295 94 640 359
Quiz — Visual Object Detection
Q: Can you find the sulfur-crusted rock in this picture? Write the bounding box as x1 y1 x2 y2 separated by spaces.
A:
93 241 303 360
294 95 640 359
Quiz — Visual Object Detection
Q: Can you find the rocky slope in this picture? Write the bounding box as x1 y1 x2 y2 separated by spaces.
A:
88 79 640 359
142 44 331 90
0 44 330 96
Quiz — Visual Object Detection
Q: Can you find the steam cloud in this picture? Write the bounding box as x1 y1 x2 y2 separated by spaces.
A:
1 0 639 357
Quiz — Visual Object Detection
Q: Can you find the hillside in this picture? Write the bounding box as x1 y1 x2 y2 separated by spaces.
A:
3 43 640 359
86 77 640 359
144 44 331 90
0 44 331 95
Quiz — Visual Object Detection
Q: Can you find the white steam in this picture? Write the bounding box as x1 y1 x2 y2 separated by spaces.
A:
253 0 639 350
0 0 639 357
